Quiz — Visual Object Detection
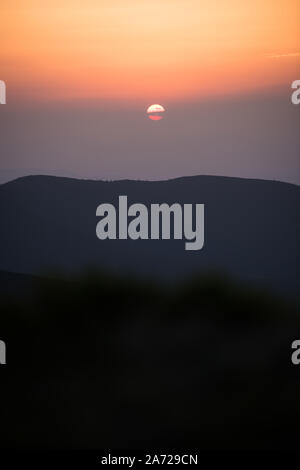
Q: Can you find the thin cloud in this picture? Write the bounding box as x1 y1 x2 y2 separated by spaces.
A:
267 52 300 59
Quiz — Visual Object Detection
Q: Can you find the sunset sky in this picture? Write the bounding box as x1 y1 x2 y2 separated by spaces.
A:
1 0 300 101
0 0 299 185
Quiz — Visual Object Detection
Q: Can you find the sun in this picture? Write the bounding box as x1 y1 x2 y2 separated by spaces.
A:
147 104 165 121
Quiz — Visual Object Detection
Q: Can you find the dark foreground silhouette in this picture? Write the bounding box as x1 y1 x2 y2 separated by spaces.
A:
0 270 299 450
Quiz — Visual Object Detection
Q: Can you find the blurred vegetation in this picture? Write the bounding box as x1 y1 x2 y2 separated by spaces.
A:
0 271 300 449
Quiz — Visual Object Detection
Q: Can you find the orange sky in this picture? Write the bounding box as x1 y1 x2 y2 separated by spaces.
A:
1 0 300 102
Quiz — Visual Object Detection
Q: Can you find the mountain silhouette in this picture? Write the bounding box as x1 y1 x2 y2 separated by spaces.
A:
0 175 299 296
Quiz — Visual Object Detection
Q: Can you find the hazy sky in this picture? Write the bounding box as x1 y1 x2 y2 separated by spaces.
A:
0 0 299 183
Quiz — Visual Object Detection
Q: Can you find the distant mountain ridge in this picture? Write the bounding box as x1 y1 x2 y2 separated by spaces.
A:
0 175 299 296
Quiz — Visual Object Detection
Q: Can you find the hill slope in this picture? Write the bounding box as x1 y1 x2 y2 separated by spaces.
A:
0 175 299 295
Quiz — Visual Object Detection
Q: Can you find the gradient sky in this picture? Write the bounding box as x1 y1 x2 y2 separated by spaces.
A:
1 0 300 101
0 0 300 183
